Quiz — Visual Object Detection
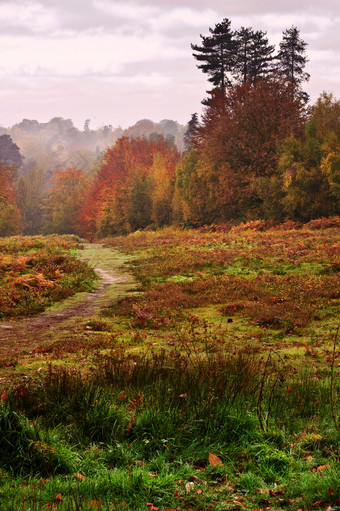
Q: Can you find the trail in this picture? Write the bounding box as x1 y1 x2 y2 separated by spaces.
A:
0 245 135 362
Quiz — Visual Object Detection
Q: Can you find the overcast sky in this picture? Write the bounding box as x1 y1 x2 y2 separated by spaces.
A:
0 0 339 130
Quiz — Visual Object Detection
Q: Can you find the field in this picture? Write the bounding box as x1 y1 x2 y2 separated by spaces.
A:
0 220 339 510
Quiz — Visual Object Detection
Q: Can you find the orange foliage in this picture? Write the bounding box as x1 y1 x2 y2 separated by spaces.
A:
78 137 180 238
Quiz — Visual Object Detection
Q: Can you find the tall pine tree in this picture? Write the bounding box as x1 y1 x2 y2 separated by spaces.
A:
234 28 275 83
277 26 310 92
191 18 235 101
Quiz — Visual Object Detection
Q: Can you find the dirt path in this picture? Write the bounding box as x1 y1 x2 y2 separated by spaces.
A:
0 245 136 361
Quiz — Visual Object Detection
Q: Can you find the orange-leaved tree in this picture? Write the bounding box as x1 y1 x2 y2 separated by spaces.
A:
78 136 180 238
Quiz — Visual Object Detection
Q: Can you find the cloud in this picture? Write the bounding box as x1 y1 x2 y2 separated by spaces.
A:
0 30 185 79
0 0 339 129
0 1 58 33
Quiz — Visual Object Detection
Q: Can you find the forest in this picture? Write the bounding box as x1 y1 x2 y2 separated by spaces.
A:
1 22 339 239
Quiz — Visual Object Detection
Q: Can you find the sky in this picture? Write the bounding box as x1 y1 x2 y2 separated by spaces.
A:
0 0 339 130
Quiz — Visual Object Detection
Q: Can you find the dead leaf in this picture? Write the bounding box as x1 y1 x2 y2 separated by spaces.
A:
54 493 63 505
1 391 7 402
88 501 103 509
73 473 86 480
128 395 143 410
147 473 157 478
136 460 146 466
189 475 204 485
328 487 334 495
302 455 313 462
316 464 329 472
208 453 223 467
185 482 195 493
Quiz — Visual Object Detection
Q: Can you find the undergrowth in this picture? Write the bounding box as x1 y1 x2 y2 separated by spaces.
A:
0 235 97 317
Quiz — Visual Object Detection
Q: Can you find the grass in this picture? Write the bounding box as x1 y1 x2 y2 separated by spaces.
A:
0 221 339 510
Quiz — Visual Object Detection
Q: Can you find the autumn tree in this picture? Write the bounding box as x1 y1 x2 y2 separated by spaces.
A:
78 137 180 238
150 152 174 226
44 168 89 234
175 78 306 224
278 93 340 219
0 163 22 236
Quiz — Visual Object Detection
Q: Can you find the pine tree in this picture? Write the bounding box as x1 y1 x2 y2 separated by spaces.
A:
184 113 199 151
248 30 275 83
234 28 274 83
233 27 254 83
277 26 310 89
191 18 235 100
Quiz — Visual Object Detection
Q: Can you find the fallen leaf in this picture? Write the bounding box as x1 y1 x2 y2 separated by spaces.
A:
74 473 86 480
147 473 157 478
328 487 334 495
185 482 195 493
54 493 63 505
136 460 146 467
196 489 202 494
189 475 204 485
302 455 313 462
1 391 7 402
316 464 329 472
128 395 143 410
88 501 103 509
208 453 223 467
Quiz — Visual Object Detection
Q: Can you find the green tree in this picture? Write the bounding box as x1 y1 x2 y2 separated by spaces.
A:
44 168 89 234
17 168 45 234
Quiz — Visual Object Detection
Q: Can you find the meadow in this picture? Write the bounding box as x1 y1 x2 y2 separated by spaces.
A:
0 219 339 510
